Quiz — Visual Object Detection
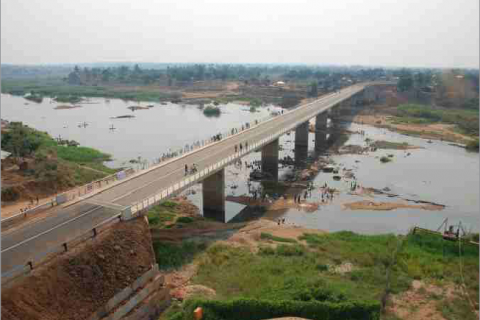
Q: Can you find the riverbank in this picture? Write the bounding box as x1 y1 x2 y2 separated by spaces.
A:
1 121 118 215
347 103 479 147
144 198 479 320
1 78 308 108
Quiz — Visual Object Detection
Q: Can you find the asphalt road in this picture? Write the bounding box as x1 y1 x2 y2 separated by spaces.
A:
1 83 373 273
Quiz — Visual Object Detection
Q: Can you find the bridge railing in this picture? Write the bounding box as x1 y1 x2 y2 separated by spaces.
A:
1 211 125 286
127 112 306 218
126 86 372 216
1 168 136 226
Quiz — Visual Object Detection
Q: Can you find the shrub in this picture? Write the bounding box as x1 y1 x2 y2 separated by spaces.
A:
380 156 391 163
466 139 479 152
181 298 381 320
1 187 20 201
203 106 221 116
153 241 206 269
177 216 194 224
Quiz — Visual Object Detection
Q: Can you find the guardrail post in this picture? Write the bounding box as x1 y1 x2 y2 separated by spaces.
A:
121 207 133 220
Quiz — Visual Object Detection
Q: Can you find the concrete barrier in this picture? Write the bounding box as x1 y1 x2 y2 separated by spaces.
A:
88 264 162 320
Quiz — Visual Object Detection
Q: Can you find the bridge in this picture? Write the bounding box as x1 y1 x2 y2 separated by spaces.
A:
1 81 395 276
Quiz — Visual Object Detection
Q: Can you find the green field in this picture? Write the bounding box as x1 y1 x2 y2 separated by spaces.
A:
161 230 478 320
1 78 178 102
393 104 479 136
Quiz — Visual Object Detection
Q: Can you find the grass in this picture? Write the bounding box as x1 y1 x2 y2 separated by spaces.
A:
260 232 298 243
153 241 207 270
193 234 394 302
1 78 178 102
394 103 479 136
437 297 478 320
162 231 479 320
147 201 178 227
55 146 111 163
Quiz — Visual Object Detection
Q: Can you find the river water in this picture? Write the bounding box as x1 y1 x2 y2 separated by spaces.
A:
2 94 478 234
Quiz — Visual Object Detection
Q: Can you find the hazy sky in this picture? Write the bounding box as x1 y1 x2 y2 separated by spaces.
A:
2 0 479 68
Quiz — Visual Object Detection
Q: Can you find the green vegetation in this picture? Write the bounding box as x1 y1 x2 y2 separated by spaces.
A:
1 122 113 190
249 106 257 113
162 231 478 320
203 106 221 117
380 156 391 163
395 104 479 136
371 141 412 150
466 139 479 152
153 242 207 270
54 95 83 103
2 78 178 103
55 146 111 163
176 216 194 224
24 93 43 103
147 203 177 227
177 298 380 320
260 232 298 243
1 187 20 202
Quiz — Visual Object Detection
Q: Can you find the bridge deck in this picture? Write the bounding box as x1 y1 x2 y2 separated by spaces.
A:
1 83 387 273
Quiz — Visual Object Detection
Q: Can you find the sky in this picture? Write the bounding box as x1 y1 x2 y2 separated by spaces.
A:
1 0 479 68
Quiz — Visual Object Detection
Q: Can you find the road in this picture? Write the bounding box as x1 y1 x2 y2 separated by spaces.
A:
1 83 376 273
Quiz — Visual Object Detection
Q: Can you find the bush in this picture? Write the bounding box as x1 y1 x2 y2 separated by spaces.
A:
180 298 380 320
203 106 221 117
153 241 206 269
177 216 194 224
380 156 391 163
1 187 20 202
466 139 479 152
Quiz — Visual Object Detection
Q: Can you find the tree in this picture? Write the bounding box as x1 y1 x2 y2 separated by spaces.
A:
1 122 42 163
309 82 318 97
398 72 414 92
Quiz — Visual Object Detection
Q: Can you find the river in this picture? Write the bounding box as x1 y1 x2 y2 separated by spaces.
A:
2 94 478 234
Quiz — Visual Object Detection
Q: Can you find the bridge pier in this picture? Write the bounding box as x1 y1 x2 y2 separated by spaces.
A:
314 113 328 152
202 168 225 222
295 121 309 148
261 138 279 180
295 121 309 167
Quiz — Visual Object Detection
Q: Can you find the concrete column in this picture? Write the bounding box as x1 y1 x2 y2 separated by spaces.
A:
295 121 309 148
261 138 279 181
315 113 328 152
202 168 225 222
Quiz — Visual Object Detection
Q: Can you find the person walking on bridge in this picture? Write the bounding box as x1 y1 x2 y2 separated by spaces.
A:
185 164 188 176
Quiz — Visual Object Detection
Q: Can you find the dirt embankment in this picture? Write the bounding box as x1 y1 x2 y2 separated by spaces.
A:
2 217 155 320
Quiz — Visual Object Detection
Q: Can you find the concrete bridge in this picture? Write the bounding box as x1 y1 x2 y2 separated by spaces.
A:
1 81 395 275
